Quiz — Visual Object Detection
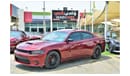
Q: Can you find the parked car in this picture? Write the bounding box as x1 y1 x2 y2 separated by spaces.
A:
10 30 41 53
106 31 120 53
14 29 105 69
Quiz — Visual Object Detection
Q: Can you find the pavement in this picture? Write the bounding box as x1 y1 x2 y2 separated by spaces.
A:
10 54 120 74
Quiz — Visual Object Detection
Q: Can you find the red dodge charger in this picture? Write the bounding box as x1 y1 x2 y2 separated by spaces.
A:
14 29 105 69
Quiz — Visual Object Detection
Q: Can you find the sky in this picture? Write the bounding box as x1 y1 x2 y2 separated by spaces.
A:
11 1 105 12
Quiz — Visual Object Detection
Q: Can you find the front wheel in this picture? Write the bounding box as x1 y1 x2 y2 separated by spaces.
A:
108 43 114 53
45 51 60 69
91 45 101 59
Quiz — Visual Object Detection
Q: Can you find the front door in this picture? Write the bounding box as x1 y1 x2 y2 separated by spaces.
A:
67 32 83 58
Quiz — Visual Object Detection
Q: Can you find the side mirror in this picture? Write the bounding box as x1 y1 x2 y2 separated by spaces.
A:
66 38 73 43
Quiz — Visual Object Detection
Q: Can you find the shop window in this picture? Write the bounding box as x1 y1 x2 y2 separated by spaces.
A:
39 28 43 33
25 27 29 32
53 28 57 31
31 28 37 32
46 28 50 32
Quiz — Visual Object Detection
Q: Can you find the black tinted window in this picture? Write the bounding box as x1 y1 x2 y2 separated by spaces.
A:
25 27 29 32
81 32 93 39
69 32 81 41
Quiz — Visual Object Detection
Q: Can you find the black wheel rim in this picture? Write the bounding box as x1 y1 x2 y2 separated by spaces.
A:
94 48 100 57
48 54 57 66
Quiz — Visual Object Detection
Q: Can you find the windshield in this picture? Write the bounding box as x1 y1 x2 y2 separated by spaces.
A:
42 31 68 42
10 31 22 39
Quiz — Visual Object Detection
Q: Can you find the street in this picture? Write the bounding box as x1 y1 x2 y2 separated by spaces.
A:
10 54 120 74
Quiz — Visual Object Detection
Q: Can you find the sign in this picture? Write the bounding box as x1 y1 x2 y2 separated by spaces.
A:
52 10 78 22
10 4 12 16
24 12 32 23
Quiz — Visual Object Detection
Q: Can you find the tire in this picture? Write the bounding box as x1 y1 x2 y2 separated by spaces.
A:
91 45 101 59
45 51 60 69
108 43 114 53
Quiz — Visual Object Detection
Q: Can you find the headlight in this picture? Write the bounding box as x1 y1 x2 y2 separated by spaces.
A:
31 50 44 54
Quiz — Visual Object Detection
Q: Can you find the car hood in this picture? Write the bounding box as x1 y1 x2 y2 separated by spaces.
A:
16 40 59 50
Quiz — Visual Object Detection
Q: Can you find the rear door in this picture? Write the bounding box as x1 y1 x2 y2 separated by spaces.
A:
80 32 96 56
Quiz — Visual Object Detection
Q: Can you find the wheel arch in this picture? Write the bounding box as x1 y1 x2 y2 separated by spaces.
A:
96 43 104 52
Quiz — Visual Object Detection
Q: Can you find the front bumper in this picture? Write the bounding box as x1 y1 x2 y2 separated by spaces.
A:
15 51 46 67
10 46 16 53
113 44 120 53
10 42 18 53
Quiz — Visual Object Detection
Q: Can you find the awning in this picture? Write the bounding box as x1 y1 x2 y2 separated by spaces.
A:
83 1 120 25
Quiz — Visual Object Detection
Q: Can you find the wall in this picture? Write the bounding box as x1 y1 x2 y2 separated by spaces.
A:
18 9 24 31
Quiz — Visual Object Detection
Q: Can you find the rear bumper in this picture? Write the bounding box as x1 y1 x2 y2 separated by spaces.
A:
15 51 46 67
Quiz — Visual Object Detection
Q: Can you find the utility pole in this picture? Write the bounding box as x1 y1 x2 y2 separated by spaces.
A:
104 1 108 40
91 1 94 33
50 10 53 32
84 9 86 31
43 1 46 33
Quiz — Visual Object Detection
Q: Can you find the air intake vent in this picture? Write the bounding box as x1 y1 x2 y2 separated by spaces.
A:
26 42 33 45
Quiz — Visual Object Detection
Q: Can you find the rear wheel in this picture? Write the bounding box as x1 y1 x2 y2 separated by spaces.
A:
91 45 101 59
45 51 60 69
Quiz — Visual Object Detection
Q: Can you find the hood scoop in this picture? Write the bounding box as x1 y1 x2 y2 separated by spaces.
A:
26 42 33 45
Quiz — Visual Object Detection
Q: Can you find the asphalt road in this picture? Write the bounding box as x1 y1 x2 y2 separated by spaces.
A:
10 54 120 74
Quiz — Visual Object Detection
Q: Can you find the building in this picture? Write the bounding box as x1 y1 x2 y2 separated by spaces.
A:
10 5 79 34
24 12 51 33
10 4 24 31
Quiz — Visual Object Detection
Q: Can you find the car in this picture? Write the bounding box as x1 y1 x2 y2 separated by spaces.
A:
106 31 120 53
14 29 105 69
10 30 41 53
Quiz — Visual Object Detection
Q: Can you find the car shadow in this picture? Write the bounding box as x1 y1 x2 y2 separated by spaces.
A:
15 55 112 73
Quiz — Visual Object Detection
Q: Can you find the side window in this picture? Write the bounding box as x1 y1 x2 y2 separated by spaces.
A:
68 32 81 41
81 32 94 40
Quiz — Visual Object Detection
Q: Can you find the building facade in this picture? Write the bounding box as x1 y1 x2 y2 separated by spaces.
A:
24 12 51 33
10 4 24 31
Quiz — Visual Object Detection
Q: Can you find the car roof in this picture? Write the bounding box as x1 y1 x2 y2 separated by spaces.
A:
56 29 89 33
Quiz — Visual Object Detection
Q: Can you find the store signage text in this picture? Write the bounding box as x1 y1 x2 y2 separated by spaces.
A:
52 10 78 22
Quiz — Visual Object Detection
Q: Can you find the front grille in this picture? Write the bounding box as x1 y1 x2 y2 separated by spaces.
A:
15 55 30 64
16 49 32 54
